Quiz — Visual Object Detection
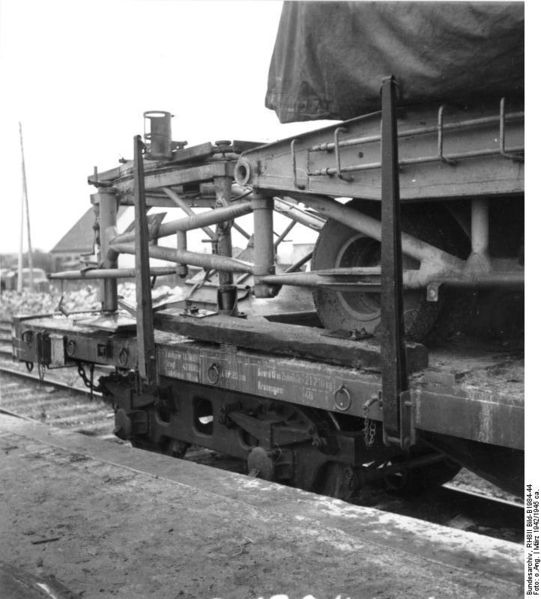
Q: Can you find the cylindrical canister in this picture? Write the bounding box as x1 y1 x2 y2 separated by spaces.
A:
144 111 172 159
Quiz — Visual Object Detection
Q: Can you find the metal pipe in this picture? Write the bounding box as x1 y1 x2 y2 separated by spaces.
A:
112 243 253 274
274 198 325 231
49 267 177 280
309 110 524 153
288 193 464 270
308 145 524 177
252 193 275 297
162 187 216 240
176 230 188 278
232 222 251 240
98 191 119 312
234 250 312 286
258 272 380 291
286 252 314 272
274 220 296 250
252 267 524 290
113 200 253 244
285 251 313 273
214 176 234 288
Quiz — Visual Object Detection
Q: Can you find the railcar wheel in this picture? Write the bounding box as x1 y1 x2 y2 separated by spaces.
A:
313 462 356 500
382 457 461 495
311 200 469 341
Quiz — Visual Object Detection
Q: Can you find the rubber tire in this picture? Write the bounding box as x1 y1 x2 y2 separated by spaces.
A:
312 200 468 342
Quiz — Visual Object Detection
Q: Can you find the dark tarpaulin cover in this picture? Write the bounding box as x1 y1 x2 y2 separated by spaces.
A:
266 1 524 123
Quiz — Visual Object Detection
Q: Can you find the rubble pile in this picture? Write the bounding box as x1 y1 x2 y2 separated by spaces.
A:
0 283 186 320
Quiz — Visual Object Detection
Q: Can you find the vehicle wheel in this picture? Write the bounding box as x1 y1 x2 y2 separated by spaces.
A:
312 199 469 342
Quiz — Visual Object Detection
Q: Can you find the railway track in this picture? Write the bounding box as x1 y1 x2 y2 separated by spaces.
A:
0 353 524 545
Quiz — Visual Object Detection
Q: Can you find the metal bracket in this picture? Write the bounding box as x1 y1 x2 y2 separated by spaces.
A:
382 390 416 450
499 98 524 162
290 139 306 189
334 127 354 181
437 106 458 165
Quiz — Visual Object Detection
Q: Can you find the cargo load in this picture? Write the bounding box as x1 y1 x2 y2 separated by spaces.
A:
266 1 524 122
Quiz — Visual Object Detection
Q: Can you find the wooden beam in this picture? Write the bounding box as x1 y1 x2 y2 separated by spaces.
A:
112 162 236 194
154 310 428 373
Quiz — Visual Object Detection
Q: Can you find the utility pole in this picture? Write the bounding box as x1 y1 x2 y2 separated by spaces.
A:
17 184 23 293
18 122 33 292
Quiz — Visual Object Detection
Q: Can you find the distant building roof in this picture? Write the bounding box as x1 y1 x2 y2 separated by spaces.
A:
50 207 127 254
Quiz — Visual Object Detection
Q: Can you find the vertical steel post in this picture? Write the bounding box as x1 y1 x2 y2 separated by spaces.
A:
379 76 410 448
133 135 156 383
97 190 119 312
214 176 239 313
252 192 275 298
470 198 490 270
214 176 234 287
176 230 188 278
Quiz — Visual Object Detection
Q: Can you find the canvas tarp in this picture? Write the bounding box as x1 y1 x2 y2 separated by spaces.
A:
266 2 524 123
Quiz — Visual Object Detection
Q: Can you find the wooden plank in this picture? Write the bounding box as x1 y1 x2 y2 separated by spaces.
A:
171 142 214 164
113 162 236 194
154 310 428 372
415 390 523 450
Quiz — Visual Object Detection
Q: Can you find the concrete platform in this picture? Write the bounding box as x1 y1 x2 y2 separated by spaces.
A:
0 413 523 599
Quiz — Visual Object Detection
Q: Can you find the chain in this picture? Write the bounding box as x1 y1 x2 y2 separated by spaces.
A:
362 395 379 448
363 418 377 448
76 361 100 399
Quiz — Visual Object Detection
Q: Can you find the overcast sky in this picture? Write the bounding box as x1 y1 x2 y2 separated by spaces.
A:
0 0 336 254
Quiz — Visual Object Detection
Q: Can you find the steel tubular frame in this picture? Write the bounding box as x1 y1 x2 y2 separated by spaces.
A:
57 96 522 312
288 192 464 270
113 200 253 244
252 193 276 298
111 243 253 274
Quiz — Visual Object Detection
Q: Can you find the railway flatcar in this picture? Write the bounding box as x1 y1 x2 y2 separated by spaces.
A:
12 2 524 499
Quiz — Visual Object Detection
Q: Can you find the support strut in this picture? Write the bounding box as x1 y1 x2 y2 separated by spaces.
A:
379 76 413 450
133 135 156 383
97 190 119 312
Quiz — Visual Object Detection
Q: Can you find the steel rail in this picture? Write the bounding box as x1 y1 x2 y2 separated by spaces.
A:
0 363 101 399
309 111 524 153
309 145 524 177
